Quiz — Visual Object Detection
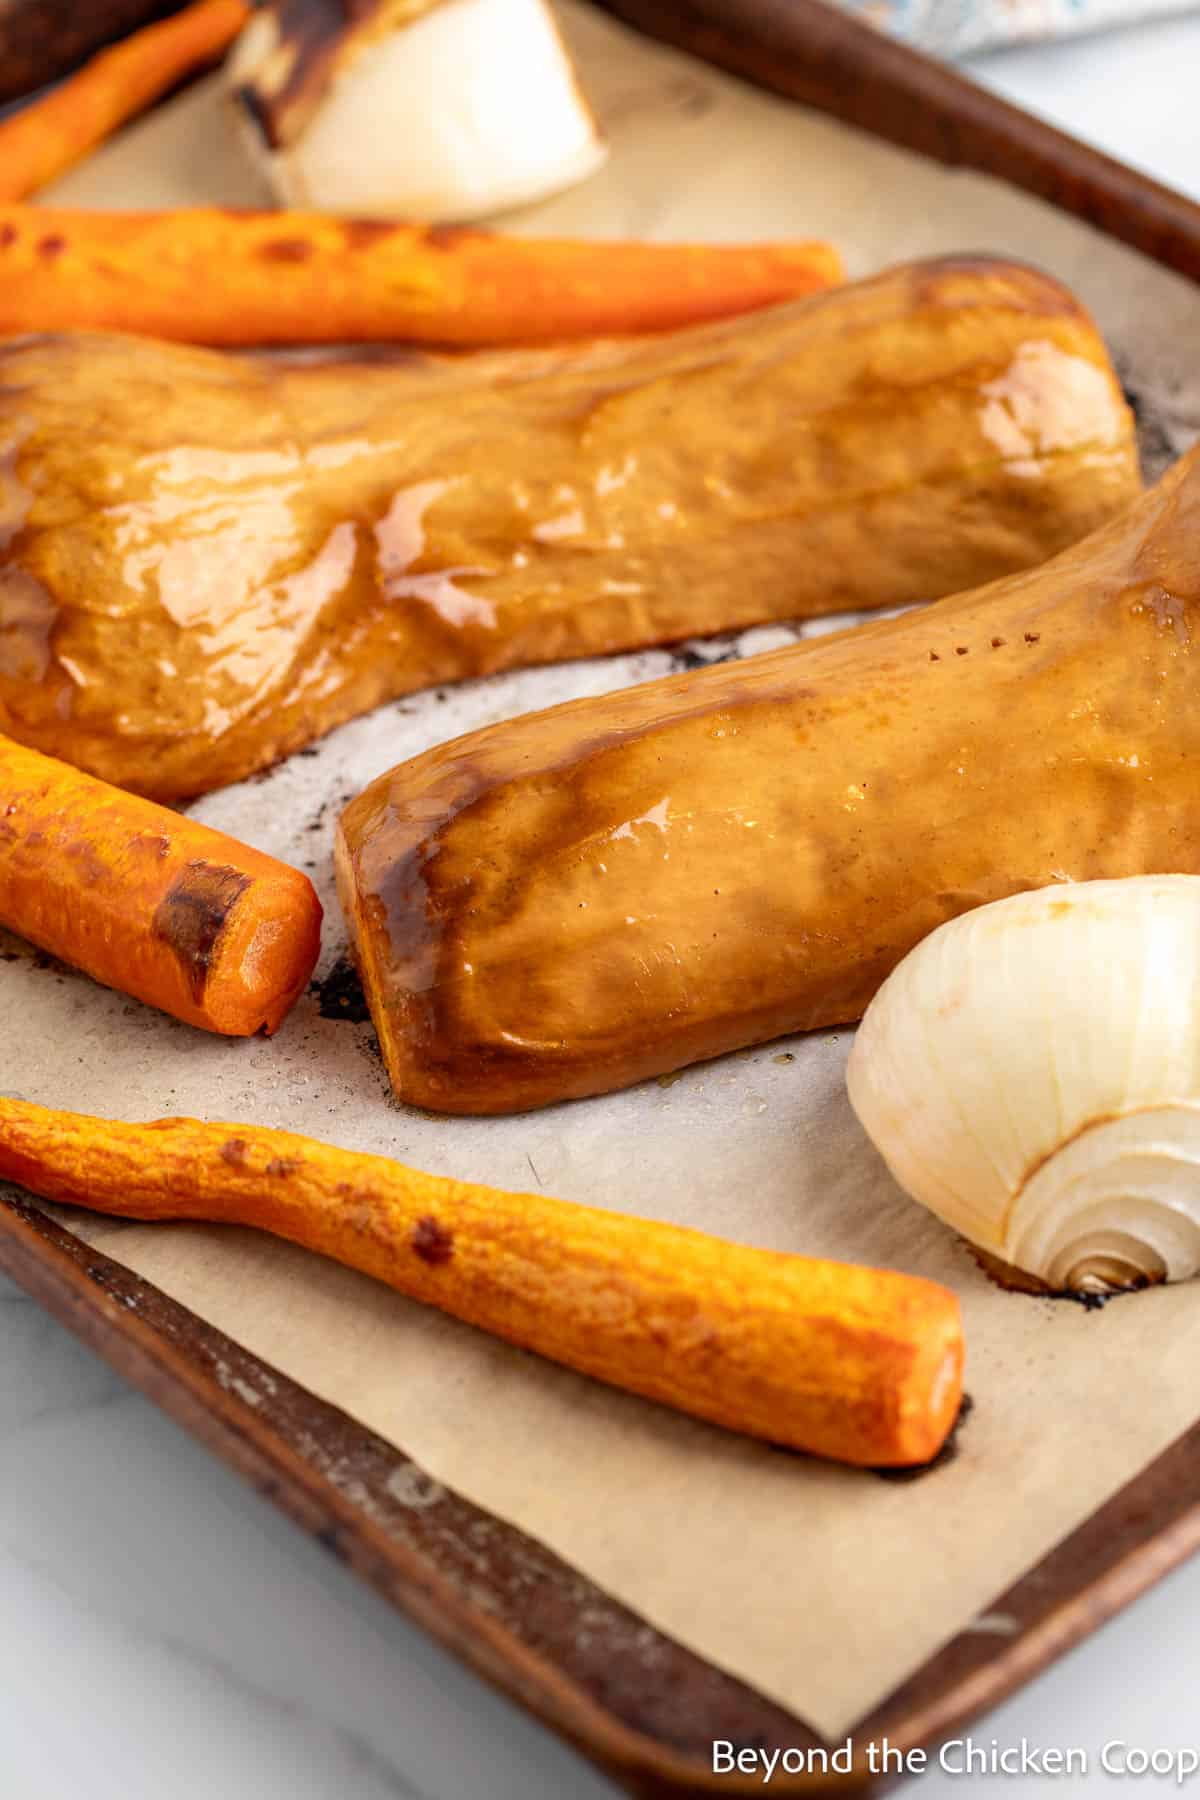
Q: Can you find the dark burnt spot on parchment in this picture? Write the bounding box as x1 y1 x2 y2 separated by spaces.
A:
310 954 371 1022
969 1243 1136 1311
1116 355 1193 484
1125 383 1175 478
668 643 740 675
412 1216 454 1265
153 861 251 1001
1057 1287 1120 1313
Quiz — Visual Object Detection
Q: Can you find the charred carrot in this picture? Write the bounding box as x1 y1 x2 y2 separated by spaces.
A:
0 737 321 1035
0 1098 965 1466
0 0 251 204
0 206 844 345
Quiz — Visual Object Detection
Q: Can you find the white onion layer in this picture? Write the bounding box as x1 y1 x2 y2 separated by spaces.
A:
846 877 1200 1293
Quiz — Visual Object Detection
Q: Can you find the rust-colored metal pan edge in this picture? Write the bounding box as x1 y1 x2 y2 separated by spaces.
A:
596 0 1200 289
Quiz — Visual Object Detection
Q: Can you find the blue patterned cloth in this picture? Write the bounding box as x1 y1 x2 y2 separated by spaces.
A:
837 0 1197 54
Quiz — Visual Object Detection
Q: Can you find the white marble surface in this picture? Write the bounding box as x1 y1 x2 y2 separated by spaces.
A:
3 18 1200 1798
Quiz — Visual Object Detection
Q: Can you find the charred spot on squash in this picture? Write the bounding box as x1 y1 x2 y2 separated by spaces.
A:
153 861 252 1000
0 224 17 249
411 1215 454 1265
915 256 1084 321
220 1137 249 1167
37 236 67 260
266 1156 299 1177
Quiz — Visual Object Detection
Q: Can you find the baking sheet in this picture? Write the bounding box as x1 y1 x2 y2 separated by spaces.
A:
5 0 1200 1742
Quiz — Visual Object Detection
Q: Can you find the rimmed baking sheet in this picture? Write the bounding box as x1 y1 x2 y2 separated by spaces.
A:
3 0 1200 1757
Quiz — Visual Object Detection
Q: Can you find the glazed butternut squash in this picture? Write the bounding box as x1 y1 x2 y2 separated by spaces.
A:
0 256 1137 800
337 446 1200 1114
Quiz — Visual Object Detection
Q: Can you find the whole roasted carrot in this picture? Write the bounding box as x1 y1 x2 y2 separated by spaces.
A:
0 1097 965 1467
0 0 251 203
0 206 843 344
0 737 321 1035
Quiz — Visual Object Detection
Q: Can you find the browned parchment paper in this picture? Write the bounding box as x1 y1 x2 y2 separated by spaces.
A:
4 2 1200 1740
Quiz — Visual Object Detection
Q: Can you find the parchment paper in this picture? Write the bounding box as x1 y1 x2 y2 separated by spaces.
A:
4 3 1200 1740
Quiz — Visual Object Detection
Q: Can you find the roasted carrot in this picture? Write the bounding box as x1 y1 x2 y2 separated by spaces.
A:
0 737 321 1035
0 0 251 204
0 1098 965 1466
0 206 844 345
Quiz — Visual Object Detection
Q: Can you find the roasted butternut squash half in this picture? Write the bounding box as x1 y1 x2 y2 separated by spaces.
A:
337 447 1199 1114
0 255 1137 799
